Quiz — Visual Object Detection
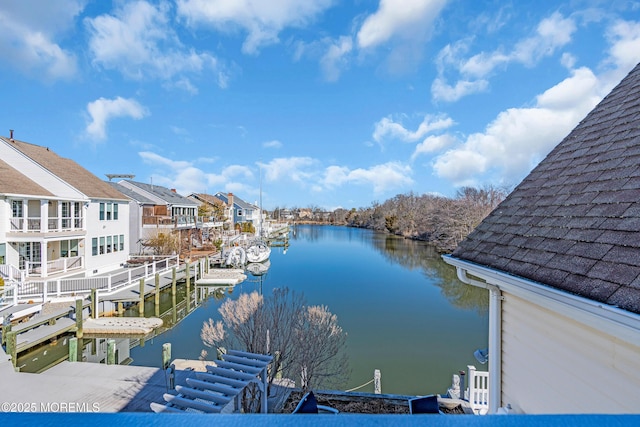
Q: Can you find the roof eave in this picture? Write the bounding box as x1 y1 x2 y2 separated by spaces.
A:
443 254 640 346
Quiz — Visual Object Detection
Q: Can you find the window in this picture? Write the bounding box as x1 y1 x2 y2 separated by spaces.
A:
99 203 105 220
119 234 124 251
237 209 243 216
113 235 118 252
61 240 69 257
113 203 118 220
107 236 112 253
92 238 98 256
12 200 23 217
99 237 105 255
106 203 112 220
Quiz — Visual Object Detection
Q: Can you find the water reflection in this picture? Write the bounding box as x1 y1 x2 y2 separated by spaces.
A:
370 233 489 313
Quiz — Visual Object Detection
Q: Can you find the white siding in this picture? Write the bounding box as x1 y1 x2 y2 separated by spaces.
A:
85 201 129 275
501 293 640 414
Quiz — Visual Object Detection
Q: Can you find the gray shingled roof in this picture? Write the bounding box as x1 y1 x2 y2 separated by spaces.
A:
122 180 197 206
214 192 258 210
107 182 155 204
1 136 127 201
451 63 640 315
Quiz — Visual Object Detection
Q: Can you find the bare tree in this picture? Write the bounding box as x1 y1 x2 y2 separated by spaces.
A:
200 288 349 411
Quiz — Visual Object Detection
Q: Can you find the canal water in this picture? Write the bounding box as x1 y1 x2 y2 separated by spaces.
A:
129 225 489 396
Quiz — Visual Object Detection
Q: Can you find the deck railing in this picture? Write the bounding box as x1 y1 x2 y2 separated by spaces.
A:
466 365 489 415
14 255 181 302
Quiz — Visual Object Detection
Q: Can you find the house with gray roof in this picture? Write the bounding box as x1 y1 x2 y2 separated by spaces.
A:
444 64 640 414
0 134 129 279
114 180 199 254
211 192 262 232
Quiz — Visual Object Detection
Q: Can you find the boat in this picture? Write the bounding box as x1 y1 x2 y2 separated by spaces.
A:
225 246 246 267
245 260 271 276
246 240 271 263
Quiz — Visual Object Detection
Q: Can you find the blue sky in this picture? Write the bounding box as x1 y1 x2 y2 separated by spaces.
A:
1 1 640 210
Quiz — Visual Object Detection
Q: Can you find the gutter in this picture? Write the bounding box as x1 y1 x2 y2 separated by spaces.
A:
455 266 502 415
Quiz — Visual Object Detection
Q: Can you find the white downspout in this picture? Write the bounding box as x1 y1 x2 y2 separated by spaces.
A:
456 267 502 414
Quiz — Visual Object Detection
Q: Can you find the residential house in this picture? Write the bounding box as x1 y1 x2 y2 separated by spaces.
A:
212 192 262 231
444 64 640 413
107 181 156 255
0 134 129 278
115 180 198 253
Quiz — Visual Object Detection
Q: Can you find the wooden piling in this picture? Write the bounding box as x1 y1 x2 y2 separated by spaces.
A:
139 278 145 317
374 369 382 394
69 337 78 362
6 331 17 368
117 301 124 316
91 289 98 319
154 273 160 317
107 339 116 365
185 262 191 312
162 343 171 370
75 298 83 339
1 323 10 346
171 267 177 325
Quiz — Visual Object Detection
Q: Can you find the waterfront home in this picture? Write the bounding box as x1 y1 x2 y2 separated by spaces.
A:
444 63 640 413
211 192 262 232
0 134 129 279
107 181 157 254
113 180 198 254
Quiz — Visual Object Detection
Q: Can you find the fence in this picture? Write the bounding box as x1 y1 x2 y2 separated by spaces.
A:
13 255 181 302
466 365 489 415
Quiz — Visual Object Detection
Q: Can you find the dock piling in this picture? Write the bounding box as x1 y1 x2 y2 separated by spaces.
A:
374 369 382 394
91 289 98 319
139 278 145 317
69 337 78 362
162 343 171 370
186 262 191 312
155 273 160 317
107 339 116 365
75 298 83 339
5 331 17 368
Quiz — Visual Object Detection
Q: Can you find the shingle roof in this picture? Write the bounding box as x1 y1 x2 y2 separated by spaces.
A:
122 180 197 206
1 136 127 201
107 182 155 204
0 158 54 197
214 192 258 210
452 63 640 315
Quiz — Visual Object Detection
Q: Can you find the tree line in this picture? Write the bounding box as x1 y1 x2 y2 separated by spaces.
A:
271 185 509 253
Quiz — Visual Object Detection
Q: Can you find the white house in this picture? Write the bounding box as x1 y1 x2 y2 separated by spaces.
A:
0 134 129 278
444 63 640 414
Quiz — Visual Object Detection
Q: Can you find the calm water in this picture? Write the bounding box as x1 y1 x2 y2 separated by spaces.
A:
130 225 489 395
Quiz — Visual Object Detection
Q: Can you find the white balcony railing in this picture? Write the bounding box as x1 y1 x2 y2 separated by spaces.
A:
9 216 84 233
466 365 489 415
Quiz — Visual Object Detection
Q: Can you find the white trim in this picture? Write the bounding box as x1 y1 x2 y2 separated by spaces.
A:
443 255 640 346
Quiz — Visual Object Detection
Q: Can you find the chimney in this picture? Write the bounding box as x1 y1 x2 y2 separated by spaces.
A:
170 189 176 193
228 192 234 208
9 129 14 141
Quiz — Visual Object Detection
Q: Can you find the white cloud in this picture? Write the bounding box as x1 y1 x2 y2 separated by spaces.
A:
176 0 334 54
139 151 254 195
433 67 601 186
86 1 226 88
603 20 640 84
263 140 283 149
260 157 318 182
86 97 148 140
320 36 353 82
373 114 454 144
433 12 578 102
356 0 447 49
411 134 457 161
0 0 83 80
323 162 414 194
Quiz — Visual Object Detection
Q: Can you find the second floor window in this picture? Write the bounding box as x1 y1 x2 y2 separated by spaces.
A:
12 200 23 218
100 202 118 221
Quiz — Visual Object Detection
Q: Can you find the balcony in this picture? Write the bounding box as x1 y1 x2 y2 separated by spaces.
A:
24 256 83 277
10 216 84 233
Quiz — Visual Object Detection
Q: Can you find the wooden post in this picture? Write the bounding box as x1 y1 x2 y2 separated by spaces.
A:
162 343 171 370
69 337 78 362
107 339 116 365
185 262 191 312
117 301 124 316
154 273 160 318
6 331 17 368
139 278 145 317
205 256 209 274
75 298 83 339
374 369 381 394
1 323 10 346
171 267 177 325
91 288 98 319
